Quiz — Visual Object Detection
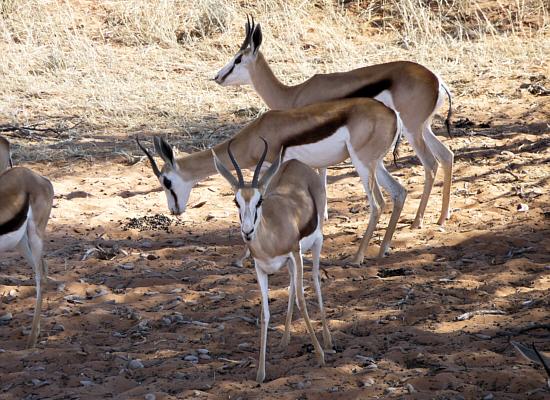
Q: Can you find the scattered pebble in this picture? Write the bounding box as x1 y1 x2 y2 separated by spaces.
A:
145 394 156 400
0 313 13 323
405 383 416 393
516 203 529 212
384 387 397 394
361 378 375 387
128 359 144 369
199 354 211 360
52 323 65 332
184 355 199 363
80 380 94 387
483 394 494 400
119 263 134 270
197 348 209 354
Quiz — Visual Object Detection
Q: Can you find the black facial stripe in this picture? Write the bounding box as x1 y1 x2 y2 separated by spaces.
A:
170 189 179 211
163 177 172 190
235 55 242 64
219 64 235 82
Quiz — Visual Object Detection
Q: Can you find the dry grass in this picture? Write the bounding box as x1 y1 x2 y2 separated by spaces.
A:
0 0 548 155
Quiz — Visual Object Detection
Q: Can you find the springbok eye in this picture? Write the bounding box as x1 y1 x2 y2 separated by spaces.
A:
234 55 242 64
163 177 172 190
256 198 263 208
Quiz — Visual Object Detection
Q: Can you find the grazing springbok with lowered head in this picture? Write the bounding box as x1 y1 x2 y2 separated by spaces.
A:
0 135 13 172
214 16 453 229
0 163 54 347
212 138 331 383
137 97 405 264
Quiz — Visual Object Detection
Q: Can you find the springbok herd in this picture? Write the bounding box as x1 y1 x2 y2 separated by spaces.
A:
1 17 547 384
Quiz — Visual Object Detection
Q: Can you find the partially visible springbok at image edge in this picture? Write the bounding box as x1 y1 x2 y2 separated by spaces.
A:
0 138 54 348
212 138 331 383
214 16 454 229
0 135 13 172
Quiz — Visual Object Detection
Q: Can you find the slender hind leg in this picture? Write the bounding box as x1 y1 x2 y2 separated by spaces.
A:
311 234 332 350
346 144 382 265
376 162 407 257
17 232 43 348
289 250 325 366
423 126 454 225
405 127 439 229
280 260 295 349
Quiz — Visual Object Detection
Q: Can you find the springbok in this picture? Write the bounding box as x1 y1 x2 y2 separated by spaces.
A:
0 135 13 172
214 16 454 229
213 138 330 383
137 97 405 264
0 163 54 347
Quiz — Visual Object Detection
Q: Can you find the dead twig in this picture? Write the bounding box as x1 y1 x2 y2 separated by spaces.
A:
456 309 506 321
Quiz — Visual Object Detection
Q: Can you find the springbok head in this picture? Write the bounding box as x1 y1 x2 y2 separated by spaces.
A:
136 137 193 215
212 138 281 242
213 15 262 86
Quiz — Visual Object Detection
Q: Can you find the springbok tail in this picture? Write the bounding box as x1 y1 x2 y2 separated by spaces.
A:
440 79 453 138
392 110 404 167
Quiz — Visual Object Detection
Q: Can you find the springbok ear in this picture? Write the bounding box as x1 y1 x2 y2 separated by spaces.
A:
212 149 239 189
154 137 175 168
258 146 283 192
251 23 262 54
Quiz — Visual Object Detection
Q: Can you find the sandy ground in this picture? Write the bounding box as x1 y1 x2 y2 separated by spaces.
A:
0 77 549 399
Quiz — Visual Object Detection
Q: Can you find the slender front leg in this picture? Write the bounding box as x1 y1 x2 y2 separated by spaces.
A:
311 234 332 350
280 260 295 349
289 250 325 366
17 232 43 348
254 262 270 383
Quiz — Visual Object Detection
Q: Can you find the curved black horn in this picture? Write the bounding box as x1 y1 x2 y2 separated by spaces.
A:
136 137 161 177
252 137 268 187
227 139 244 186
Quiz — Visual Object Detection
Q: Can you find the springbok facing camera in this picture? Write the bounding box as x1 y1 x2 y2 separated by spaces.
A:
214 16 454 229
0 135 13 172
213 139 331 383
137 97 405 264
0 166 54 348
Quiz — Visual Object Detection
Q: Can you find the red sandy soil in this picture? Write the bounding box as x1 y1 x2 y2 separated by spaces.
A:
0 80 549 400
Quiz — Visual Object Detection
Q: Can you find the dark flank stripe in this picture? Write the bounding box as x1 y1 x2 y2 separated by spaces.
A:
299 187 318 239
0 194 29 236
344 79 392 99
282 113 348 149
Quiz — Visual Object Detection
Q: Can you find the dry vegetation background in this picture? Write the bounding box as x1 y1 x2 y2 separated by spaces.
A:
0 1 549 399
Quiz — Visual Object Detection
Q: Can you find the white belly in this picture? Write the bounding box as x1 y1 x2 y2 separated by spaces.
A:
284 127 350 168
299 223 322 253
255 254 290 275
0 209 30 253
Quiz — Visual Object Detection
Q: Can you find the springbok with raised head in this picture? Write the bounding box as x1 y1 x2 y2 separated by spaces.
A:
137 97 406 264
213 138 331 383
214 16 454 229
0 165 54 347
0 135 13 172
